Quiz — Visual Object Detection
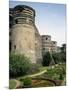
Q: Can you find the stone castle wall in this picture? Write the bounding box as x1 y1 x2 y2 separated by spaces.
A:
9 5 57 64
11 24 36 63
9 5 42 64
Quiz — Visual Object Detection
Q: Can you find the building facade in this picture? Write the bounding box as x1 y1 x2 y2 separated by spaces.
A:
9 5 58 64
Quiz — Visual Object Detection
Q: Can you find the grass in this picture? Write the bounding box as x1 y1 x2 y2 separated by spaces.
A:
40 67 47 71
9 64 66 88
17 64 65 81
40 65 55 71
38 64 66 80
9 79 17 89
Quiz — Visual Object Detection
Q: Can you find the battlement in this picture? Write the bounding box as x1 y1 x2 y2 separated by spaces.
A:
9 5 35 26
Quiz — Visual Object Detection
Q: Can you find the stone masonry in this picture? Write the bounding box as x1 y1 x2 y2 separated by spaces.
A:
9 5 58 64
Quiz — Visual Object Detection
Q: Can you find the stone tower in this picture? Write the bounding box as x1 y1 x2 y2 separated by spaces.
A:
41 35 51 55
41 35 57 55
9 5 42 63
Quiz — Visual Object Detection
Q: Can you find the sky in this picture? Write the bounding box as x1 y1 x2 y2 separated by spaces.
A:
9 1 66 46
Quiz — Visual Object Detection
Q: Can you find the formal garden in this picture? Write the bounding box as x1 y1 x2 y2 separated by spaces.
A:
9 44 66 89
9 63 66 89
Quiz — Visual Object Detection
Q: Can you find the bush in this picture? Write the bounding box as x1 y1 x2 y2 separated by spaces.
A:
23 77 32 87
59 74 64 80
9 54 31 78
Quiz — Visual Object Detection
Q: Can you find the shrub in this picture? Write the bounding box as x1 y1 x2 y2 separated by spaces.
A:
23 77 32 87
9 54 31 78
59 74 64 80
19 78 24 82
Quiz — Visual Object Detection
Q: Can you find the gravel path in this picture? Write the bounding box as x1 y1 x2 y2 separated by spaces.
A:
14 79 21 88
19 69 47 79
29 69 47 77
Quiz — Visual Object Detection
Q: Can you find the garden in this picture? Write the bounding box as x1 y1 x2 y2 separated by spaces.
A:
9 62 66 89
9 50 66 89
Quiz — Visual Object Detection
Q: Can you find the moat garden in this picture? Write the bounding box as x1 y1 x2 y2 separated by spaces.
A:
9 47 66 89
9 63 66 89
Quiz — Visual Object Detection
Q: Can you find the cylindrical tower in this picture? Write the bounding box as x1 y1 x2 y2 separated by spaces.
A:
41 35 51 42
51 41 57 52
41 35 51 55
10 5 36 63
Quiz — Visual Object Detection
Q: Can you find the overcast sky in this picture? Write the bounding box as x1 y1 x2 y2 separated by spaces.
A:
9 1 66 46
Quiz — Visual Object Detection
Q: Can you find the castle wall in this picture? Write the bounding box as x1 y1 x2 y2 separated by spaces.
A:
9 5 42 64
9 5 58 64
35 26 42 64
11 24 36 63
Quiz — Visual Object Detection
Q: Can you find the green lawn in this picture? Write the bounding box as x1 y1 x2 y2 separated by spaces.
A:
39 65 54 71
9 79 17 89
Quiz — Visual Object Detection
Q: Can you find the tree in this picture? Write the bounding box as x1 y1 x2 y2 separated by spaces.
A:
52 53 61 64
42 52 54 66
60 52 66 63
60 44 66 53
60 44 66 63
9 54 31 78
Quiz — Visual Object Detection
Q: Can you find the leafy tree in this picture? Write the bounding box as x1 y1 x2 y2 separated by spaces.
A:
9 54 31 78
60 52 66 63
60 44 66 53
52 53 61 64
52 52 66 64
42 52 54 66
60 44 66 63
